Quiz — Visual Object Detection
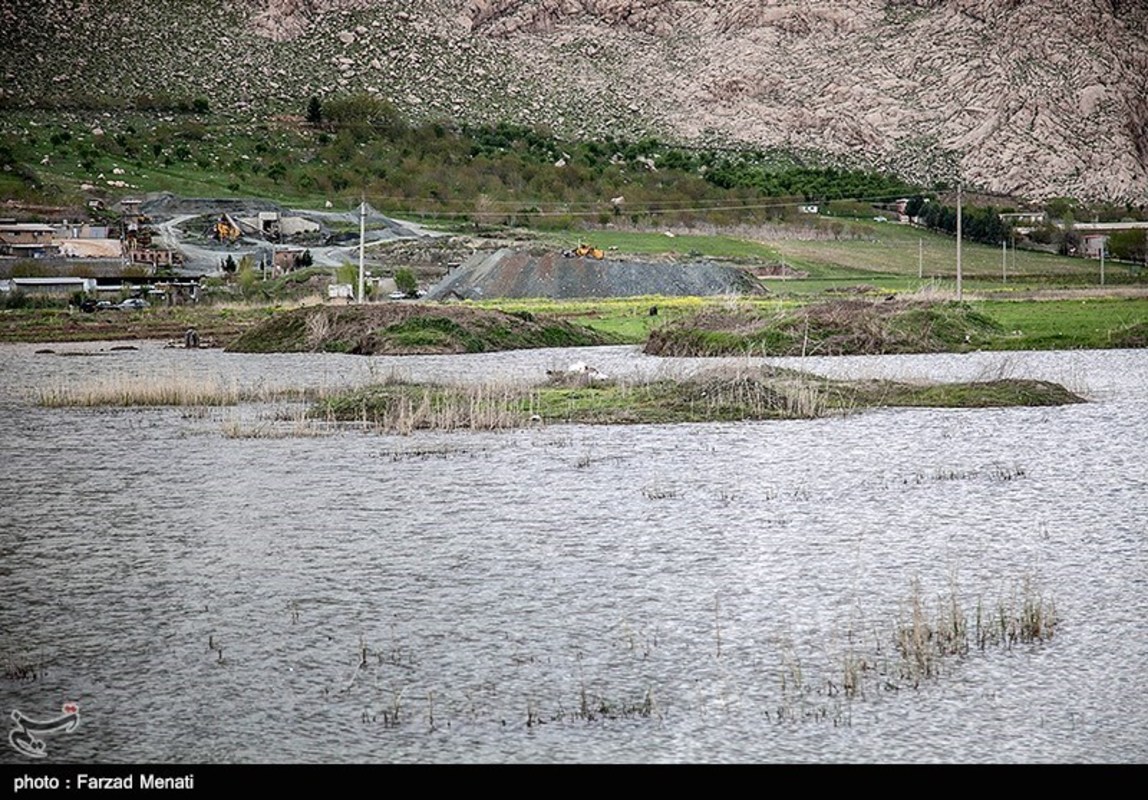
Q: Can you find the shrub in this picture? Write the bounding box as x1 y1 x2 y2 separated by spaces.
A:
11 260 49 277
0 290 27 309
394 267 418 297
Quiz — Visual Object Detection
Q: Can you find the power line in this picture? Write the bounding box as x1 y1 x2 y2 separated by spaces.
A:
331 190 922 217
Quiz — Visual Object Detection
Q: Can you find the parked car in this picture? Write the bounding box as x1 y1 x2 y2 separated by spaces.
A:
118 298 148 310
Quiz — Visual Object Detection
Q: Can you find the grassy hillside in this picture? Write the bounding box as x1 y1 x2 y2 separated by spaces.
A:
0 109 925 221
2 105 1129 229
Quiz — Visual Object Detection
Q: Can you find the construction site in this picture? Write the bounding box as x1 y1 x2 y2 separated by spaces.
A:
2 193 776 303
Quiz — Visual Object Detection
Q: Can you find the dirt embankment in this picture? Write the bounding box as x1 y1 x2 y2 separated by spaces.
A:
645 299 1005 357
225 302 617 355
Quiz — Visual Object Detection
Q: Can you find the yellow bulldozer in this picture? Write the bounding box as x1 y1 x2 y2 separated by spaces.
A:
214 215 241 244
566 242 604 259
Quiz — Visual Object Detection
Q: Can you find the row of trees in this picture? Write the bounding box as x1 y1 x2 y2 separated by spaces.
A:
905 196 1015 247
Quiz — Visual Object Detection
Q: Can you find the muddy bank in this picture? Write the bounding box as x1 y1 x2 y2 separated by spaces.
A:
424 248 767 300
0 306 272 346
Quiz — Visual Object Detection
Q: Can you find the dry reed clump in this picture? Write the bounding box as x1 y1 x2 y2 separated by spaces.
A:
305 310 331 350
974 575 1059 649
686 365 835 419
762 574 1062 721
34 376 332 407
36 376 248 407
323 381 536 435
892 575 1057 687
893 578 969 684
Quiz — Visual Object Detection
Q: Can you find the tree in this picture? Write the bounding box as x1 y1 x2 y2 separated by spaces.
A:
904 195 929 219
322 93 406 140
1108 229 1147 266
1028 223 1060 245
394 267 418 297
236 255 258 295
1044 196 1077 221
1058 214 1079 256
306 96 322 126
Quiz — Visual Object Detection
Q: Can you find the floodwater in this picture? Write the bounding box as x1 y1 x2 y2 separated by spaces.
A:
1 341 1145 764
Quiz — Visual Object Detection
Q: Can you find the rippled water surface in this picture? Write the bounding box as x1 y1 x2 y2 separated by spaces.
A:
1 342 1145 763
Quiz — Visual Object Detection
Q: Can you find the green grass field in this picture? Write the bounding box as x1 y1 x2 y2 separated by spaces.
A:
465 289 1148 350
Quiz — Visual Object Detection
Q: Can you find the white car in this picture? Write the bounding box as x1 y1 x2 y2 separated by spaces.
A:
118 298 148 310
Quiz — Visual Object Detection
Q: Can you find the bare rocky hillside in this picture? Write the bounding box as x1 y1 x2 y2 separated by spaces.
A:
1 0 1145 203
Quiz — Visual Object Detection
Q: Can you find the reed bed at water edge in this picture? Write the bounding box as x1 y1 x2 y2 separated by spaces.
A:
33 376 334 407
317 381 537 435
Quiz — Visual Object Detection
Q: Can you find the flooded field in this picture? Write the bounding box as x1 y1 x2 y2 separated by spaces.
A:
1 343 1145 763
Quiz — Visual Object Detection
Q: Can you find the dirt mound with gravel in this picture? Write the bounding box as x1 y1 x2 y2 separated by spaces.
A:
424 248 768 300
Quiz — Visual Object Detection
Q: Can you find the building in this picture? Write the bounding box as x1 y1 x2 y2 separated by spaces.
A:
999 212 1047 235
0 277 98 296
273 247 308 272
1071 221 1148 259
0 222 60 258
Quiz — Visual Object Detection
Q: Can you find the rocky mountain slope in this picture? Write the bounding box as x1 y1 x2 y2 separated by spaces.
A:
1 0 1145 203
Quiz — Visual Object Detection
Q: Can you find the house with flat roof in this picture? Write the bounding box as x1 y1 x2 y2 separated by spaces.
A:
0 222 60 258
1069 221 1148 259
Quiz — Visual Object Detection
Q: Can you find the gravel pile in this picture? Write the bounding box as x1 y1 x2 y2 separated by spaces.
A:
424 248 767 300
135 193 286 219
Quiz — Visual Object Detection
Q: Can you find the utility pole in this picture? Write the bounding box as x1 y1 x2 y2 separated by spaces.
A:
955 183 963 301
918 238 923 280
1002 240 1007 284
1100 242 1105 286
357 197 366 303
